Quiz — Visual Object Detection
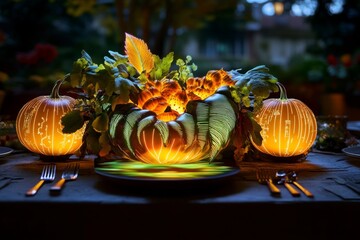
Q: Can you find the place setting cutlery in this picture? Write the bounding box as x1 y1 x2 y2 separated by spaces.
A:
257 168 314 198
50 162 79 193
256 168 281 196
26 164 56 196
25 162 79 196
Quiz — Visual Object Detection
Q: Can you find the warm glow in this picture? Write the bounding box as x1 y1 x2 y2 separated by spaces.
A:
110 83 237 164
16 96 85 156
136 128 207 164
137 69 234 122
273 1 284 15
252 98 317 157
96 160 235 179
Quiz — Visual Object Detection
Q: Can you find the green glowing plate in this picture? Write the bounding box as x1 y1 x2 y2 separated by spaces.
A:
94 159 240 189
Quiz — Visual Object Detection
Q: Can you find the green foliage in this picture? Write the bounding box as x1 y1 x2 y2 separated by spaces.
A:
62 49 197 157
62 47 278 161
229 65 278 111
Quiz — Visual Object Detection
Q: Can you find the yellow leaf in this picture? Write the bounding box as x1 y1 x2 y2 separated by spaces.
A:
125 33 154 74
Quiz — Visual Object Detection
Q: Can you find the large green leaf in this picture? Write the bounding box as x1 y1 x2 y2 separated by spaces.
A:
205 93 237 161
123 109 150 157
137 115 156 143
195 102 210 150
176 113 195 149
167 121 183 140
109 113 125 138
154 120 169 147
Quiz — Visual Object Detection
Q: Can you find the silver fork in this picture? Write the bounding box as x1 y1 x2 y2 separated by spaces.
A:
26 164 56 196
256 168 281 195
50 163 79 192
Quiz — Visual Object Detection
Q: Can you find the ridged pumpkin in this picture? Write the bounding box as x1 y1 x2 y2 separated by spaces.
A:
16 78 85 157
109 84 238 164
251 83 317 157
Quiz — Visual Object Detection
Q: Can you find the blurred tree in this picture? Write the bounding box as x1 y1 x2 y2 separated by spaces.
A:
0 0 108 85
114 0 238 56
307 0 360 56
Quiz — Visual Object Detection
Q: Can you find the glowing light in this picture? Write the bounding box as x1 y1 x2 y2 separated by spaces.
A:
16 97 85 156
109 71 237 164
96 160 235 179
251 83 317 157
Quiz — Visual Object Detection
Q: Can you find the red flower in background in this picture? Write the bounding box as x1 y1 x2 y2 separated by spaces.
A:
35 43 58 63
16 43 58 65
325 52 360 93
327 54 337 66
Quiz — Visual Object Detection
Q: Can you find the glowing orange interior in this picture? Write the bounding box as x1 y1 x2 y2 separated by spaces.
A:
137 69 234 122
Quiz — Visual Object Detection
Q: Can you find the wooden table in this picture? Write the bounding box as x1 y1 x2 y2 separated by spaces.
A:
1 150 360 240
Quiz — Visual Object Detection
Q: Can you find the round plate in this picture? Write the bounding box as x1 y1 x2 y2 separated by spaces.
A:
348 121 360 131
342 146 360 159
348 121 360 137
95 159 240 189
0 146 13 157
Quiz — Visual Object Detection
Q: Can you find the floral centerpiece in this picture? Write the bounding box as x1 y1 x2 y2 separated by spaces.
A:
61 33 278 164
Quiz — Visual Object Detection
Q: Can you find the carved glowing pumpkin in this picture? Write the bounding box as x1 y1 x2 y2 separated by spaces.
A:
16 79 85 157
109 70 238 164
251 83 317 157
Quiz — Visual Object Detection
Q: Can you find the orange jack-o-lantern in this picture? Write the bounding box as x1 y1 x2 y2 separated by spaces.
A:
252 83 317 157
16 78 85 157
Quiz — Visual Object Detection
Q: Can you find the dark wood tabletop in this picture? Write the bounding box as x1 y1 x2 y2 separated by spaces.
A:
1 149 360 240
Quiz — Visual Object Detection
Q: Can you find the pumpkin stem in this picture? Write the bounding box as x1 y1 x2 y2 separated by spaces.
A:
50 74 70 99
277 82 288 100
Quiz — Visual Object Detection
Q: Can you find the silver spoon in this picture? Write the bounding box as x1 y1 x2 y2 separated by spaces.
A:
287 171 314 198
275 170 300 197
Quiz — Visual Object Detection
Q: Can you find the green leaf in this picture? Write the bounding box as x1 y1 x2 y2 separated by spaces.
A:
81 50 93 63
148 52 174 80
195 102 210 150
99 132 112 157
113 76 136 95
70 58 87 87
205 93 237 161
154 120 169 146
176 113 195 149
86 127 101 155
247 79 272 100
61 110 85 133
167 121 183 140
123 109 150 157
109 112 125 138
137 115 156 143
108 50 127 61
92 112 109 133
250 115 263 146
228 65 278 110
